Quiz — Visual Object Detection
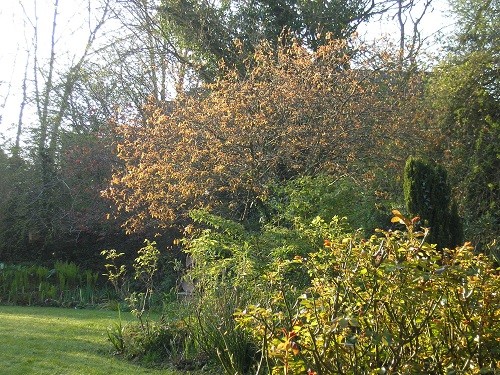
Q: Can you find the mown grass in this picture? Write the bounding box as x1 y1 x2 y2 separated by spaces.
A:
0 306 182 374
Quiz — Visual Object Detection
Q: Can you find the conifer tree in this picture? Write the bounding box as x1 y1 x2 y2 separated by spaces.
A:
403 156 462 249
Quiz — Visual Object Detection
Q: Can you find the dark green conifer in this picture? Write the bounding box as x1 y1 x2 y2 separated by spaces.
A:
403 156 462 249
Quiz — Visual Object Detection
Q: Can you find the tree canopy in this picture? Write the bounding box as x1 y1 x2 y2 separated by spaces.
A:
426 0 499 253
105 38 429 232
159 0 376 81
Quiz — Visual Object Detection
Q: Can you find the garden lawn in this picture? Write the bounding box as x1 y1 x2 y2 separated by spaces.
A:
0 306 177 374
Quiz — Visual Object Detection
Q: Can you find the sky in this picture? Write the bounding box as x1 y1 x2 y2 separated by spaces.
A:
0 0 108 146
0 0 27 140
0 0 456 148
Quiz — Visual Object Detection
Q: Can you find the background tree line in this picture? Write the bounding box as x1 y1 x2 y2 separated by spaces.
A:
0 0 497 268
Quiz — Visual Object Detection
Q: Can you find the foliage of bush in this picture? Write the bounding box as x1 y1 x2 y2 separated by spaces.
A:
266 175 386 234
182 207 351 302
153 177 497 373
101 239 181 312
180 208 499 373
235 212 499 374
156 179 369 372
102 240 162 321
104 178 499 373
114 318 196 366
0 261 100 306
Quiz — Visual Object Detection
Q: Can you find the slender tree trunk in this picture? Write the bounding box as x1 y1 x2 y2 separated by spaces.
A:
36 0 59 168
397 0 406 68
13 54 30 158
24 0 111 250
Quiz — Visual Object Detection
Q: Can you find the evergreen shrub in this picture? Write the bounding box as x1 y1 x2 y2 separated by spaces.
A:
403 156 462 248
236 211 499 374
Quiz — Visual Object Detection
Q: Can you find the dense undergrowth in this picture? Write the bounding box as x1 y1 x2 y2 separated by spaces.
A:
2 173 498 373
1 174 498 373
99 176 499 374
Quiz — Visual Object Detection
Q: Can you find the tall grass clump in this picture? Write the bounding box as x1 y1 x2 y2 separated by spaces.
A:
0 261 100 307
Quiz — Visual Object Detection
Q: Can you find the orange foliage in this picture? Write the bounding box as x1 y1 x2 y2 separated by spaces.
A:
105 38 428 232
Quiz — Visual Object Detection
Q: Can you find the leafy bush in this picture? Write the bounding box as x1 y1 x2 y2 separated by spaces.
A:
235 211 500 374
180 210 272 372
178 208 356 373
118 320 193 364
104 181 499 373
266 174 386 234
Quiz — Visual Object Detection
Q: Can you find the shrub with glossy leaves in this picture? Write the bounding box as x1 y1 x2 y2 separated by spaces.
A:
235 211 500 374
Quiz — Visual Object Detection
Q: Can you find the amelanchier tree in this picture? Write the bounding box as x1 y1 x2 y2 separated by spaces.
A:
105 38 430 233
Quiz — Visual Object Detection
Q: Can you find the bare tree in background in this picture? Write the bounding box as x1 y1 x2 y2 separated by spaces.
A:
107 0 196 103
366 0 435 70
62 0 195 130
394 0 434 68
17 0 113 247
25 0 110 168
13 56 30 158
